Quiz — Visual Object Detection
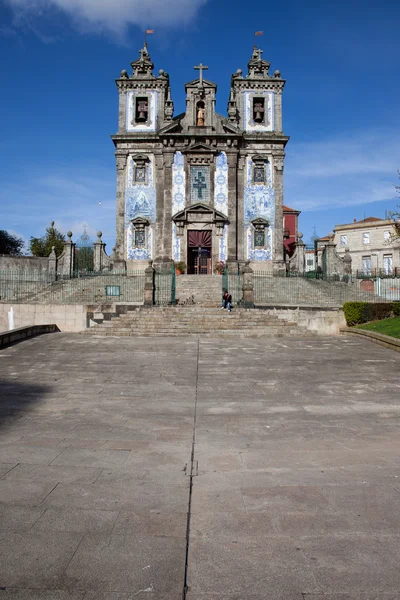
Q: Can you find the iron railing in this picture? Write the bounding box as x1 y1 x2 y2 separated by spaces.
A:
0 270 145 304
253 271 400 306
153 266 176 306
222 268 243 306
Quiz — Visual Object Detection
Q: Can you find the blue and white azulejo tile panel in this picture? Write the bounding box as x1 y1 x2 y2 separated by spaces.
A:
125 154 156 261
214 152 228 215
126 90 158 133
219 226 227 262
126 225 153 260
244 157 275 262
172 222 181 262
172 151 186 215
125 155 156 223
243 90 274 133
246 225 272 261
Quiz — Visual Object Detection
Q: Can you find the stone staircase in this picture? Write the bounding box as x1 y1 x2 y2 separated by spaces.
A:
175 274 222 307
83 306 314 338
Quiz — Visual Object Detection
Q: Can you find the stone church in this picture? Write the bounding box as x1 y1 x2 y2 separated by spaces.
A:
112 42 288 274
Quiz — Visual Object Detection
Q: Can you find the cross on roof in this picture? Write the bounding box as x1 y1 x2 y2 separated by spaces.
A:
194 63 209 86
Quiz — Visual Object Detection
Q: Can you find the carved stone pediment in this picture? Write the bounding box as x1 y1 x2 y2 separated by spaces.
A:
172 203 228 237
131 154 150 166
183 142 218 154
173 203 228 224
131 217 150 228
252 154 269 164
251 217 269 229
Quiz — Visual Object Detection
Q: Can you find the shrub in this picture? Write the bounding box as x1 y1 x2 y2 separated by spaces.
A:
343 302 399 326
343 302 369 326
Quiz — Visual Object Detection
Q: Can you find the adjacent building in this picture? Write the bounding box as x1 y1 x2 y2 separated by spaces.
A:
334 217 400 275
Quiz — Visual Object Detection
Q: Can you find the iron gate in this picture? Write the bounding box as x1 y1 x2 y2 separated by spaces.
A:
154 265 176 306
222 267 243 307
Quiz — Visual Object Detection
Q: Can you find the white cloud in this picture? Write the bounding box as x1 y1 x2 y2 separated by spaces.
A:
5 0 209 36
285 129 400 212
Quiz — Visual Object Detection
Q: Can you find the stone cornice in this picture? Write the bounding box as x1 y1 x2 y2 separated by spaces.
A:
243 134 289 145
116 79 168 92
232 79 285 92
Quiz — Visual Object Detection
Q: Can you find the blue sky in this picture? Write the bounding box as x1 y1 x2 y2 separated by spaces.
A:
1 0 399 252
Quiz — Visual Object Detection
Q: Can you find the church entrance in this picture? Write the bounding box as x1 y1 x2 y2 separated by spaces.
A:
187 230 212 275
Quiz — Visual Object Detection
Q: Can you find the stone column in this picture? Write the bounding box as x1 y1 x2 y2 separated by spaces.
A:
144 264 154 306
118 90 127 133
93 231 107 272
273 156 285 274
61 232 75 278
226 150 238 267
241 262 254 308
324 233 337 280
154 152 166 263
115 152 128 261
274 91 283 132
237 155 246 262
48 247 57 280
294 233 306 274
162 151 174 262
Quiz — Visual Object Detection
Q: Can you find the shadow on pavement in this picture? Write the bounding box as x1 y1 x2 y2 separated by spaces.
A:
0 379 52 431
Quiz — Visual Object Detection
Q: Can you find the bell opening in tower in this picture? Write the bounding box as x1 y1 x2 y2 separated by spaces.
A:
135 97 149 123
253 97 265 123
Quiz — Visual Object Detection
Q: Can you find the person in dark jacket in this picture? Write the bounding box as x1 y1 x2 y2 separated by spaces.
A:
221 290 232 312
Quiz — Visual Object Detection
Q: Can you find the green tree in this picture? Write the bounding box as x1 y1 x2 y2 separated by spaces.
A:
0 230 24 255
29 221 65 257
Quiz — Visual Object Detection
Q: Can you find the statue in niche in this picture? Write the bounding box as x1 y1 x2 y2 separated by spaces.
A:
197 104 205 126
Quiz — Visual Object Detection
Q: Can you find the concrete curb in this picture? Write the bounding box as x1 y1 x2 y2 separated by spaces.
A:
0 324 59 349
340 326 400 353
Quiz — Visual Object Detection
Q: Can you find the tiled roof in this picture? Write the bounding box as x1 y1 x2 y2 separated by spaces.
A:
357 216 383 223
283 205 301 213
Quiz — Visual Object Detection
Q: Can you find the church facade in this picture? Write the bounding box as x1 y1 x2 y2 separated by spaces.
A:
112 43 289 273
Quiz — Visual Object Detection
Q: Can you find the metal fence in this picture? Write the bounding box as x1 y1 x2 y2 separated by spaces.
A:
253 271 400 307
0 270 145 304
154 266 176 306
222 268 243 306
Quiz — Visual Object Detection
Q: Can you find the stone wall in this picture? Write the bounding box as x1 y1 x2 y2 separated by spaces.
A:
0 255 51 272
262 306 346 335
0 304 87 333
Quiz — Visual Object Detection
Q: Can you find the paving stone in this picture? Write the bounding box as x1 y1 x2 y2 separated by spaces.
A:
0 504 45 530
60 534 185 595
0 531 83 588
50 448 131 469
0 591 85 599
1 334 400 598
33 507 119 533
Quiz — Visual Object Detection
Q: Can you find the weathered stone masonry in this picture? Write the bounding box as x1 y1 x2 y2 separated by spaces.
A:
112 43 289 274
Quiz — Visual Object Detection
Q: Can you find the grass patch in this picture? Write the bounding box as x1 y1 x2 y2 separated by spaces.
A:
357 317 400 339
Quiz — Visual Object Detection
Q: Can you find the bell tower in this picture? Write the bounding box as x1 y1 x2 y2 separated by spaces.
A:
229 45 288 271
182 64 217 131
112 43 175 263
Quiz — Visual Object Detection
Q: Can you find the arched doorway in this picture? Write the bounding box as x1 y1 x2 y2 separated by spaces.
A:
187 230 212 274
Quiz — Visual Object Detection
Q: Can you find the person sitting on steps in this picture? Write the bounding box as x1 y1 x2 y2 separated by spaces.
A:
221 290 232 313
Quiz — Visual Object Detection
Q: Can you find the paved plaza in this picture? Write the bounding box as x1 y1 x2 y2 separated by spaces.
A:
0 333 400 599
